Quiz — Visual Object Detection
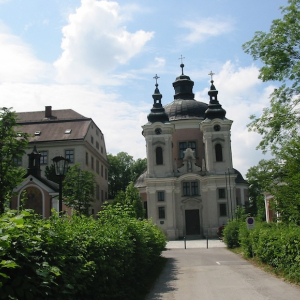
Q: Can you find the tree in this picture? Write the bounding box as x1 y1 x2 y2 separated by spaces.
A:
108 152 147 199
112 182 144 219
243 0 300 154
45 163 60 184
245 159 278 220
0 107 29 214
63 164 96 216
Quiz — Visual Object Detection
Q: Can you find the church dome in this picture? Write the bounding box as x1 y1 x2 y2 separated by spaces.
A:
164 63 208 121
164 99 208 120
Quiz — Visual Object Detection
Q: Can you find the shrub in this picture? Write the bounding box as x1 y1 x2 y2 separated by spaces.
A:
0 205 166 299
223 219 241 248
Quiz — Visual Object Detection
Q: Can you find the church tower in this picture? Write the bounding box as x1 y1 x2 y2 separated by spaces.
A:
142 75 174 178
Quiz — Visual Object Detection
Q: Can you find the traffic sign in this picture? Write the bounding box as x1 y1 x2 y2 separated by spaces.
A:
246 217 255 230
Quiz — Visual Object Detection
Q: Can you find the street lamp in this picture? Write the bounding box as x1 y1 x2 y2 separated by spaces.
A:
52 156 69 213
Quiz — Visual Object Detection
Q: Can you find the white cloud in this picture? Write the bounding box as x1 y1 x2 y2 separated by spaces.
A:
0 22 51 83
180 18 234 44
54 0 154 84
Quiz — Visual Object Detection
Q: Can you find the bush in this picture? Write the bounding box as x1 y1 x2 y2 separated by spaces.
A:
223 219 241 249
0 205 166 299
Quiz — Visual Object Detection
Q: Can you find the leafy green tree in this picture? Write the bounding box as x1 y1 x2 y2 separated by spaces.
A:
0 107 29 214
270 137 300 224
108 152 147 199
112 182 144 219
45 163 60 184
63 164 96 216
246 159 278 220
243 0 300 154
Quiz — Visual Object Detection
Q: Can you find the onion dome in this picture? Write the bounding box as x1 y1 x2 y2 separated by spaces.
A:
147 74 169 123
164 62 208 121
205 72 226 120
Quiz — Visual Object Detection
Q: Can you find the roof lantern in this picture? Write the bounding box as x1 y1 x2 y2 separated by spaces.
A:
204 71 226 120
147 74 169 123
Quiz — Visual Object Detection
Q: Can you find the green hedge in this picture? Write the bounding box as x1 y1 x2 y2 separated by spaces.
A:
0 204 166 300
224 218 300 283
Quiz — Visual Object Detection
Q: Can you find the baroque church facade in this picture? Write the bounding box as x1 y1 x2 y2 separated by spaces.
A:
136 64 248 240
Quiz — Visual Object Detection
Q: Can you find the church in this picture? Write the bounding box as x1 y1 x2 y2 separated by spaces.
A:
135 63 249 240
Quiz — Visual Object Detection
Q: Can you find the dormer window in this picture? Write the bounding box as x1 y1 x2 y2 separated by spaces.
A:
65 129 72 134
34 131 41 136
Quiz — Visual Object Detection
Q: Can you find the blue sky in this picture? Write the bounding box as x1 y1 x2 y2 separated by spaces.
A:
0 0 288 176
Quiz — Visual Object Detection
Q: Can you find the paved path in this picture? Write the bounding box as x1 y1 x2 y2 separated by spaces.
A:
146 241 300 300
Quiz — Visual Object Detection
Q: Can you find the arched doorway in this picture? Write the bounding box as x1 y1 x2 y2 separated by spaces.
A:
23 186 43 215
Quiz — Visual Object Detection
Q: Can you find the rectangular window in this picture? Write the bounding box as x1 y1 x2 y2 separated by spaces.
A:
91 156 94 170
105 191 107 200
65 150 74 163
191 182 198 196
179 141 197 158
101 165 103 177
86 152 89 165
157 191 165 201
101 190 104 202
218 188 226 199
219 203 227 217
96 141 99 150
105 168 108 180
158 207 165 219
183 182 190 196
183 181 199 196
13 156 22 166
91 136 94 144
96 160 99 174
40 151 48 165
96 184 100 200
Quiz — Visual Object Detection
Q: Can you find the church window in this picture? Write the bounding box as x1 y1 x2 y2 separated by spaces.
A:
156 147 163 165
183 181 199 196
219 203 227 217
40 151 48 165
215 144 223 162
65 150 74 163
158 207 165 219
157 191 165 201
86 152 89 165
218 188 226 199
101 164 104 177
179 141 196 159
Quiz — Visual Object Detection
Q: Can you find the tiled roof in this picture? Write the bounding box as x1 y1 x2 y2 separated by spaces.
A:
16 109 88 123
18 120 91 143
15 109 92 143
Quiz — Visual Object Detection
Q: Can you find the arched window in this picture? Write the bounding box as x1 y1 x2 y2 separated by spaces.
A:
215 144 223 162
156 147 163 165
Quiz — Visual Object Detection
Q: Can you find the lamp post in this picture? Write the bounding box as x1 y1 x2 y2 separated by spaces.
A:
53 156 69 213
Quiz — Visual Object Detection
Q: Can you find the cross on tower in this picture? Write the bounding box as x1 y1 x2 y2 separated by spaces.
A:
178 55 185 64
208 71 215 81
153 74 160 85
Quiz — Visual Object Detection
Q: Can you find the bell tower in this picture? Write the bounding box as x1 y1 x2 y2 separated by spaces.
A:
142 74 174 178
201 72 233 174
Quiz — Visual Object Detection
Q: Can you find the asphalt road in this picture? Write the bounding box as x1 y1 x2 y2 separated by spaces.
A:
146 244 300 300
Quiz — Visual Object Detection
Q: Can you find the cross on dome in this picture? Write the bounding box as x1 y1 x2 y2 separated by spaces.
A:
178 55 185 75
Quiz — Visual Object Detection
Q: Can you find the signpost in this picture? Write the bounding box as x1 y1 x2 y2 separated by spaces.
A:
246 217 255 230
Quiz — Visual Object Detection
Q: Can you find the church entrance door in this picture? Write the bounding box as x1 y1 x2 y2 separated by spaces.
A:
185 209 200 235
